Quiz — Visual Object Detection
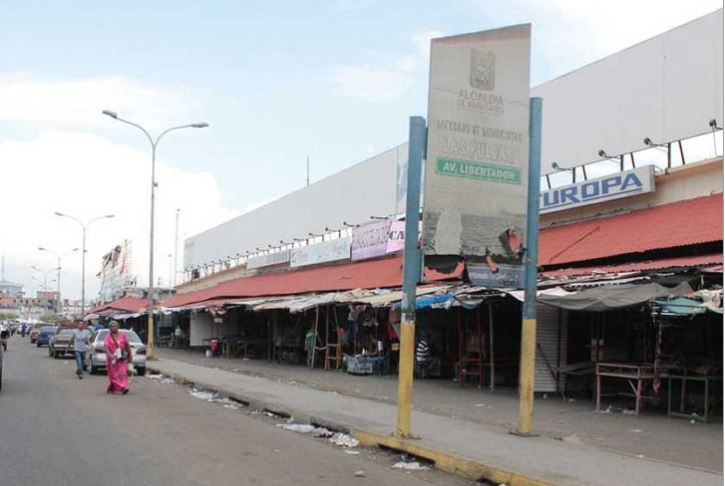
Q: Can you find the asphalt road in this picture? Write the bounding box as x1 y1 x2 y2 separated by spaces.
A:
0 337 472 486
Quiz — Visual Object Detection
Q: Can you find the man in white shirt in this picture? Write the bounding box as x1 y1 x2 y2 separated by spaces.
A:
71 321 91 379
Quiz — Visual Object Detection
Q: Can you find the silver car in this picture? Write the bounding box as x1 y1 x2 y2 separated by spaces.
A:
85 329 147 376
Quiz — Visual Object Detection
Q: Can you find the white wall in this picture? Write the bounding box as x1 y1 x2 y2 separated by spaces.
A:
533 9 723 174
184 144 406 269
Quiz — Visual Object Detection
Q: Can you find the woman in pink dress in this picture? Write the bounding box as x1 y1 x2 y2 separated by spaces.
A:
103 321 132 394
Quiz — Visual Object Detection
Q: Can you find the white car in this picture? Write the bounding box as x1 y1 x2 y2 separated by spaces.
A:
85 329 147 375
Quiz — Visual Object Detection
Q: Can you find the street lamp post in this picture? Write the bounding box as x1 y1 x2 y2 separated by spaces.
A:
38 246 79 313
30 266 60 292
102 110 208 358
30 266 60 315
54 213 115 317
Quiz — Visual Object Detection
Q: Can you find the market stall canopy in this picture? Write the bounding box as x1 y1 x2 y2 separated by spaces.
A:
90 296 148 316
539 194 722 266
161 255 464 309
541 253 723 280
537 281 694 311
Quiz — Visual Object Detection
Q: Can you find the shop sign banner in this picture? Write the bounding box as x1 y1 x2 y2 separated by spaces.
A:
386 220 422 254
291 237 351 268
423 25 531 288
540 166 655 213
247 250 291 269
468 262 524 288
352 220 392 261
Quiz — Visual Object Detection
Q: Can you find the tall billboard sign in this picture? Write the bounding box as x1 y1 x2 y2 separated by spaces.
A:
423 24 531 288
98 240 135 302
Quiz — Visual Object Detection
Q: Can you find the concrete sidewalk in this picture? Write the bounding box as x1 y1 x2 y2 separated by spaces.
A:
155 348 723 472
148 356 723 486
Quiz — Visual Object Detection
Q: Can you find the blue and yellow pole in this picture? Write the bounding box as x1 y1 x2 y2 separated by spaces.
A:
517 97 543 435
396 116 426 438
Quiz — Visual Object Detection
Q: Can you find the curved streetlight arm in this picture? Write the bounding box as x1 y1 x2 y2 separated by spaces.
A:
155 124 204 147
86 214 115 228
108 115 155 150
60 248 80 259
55 212 113 229
107 115 205 151
55 212 84 229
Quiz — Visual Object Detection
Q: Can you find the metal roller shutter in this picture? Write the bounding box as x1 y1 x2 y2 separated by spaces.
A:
534 304 567 392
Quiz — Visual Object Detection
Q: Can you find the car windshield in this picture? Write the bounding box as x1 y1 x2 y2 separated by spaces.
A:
93 329 142 344
40 326 57 333
123 330 143 344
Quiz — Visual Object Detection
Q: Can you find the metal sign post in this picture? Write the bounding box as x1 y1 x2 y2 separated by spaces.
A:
516 97 543 436
395 115 426 438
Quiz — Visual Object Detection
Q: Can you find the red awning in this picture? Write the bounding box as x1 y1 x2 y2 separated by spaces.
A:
540 194 723 266
91 296 148 315
541 253 723 279
162 255 464 309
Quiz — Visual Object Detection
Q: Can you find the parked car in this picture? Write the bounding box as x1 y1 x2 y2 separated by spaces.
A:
0 329 6 391
86 329 146 375
49 328 75 358
0 325 7 351
35 326 59 347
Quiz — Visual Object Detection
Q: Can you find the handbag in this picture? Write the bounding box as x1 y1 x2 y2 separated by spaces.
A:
110 333 129 361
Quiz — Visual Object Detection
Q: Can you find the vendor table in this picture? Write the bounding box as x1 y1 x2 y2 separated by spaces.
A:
596 362 665 416
667 374 722 423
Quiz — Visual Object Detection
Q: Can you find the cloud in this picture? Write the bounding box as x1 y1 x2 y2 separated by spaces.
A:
327 30 444 103
0 130 238 299
412 30 445 60
0 73 231 300
328 65 410 103
466 0 722 83
0 74 206 130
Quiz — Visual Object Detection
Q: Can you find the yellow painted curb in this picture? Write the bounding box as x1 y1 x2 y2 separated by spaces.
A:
354 430 557 486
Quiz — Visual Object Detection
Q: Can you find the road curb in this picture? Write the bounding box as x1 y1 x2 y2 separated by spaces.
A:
147 365 559 486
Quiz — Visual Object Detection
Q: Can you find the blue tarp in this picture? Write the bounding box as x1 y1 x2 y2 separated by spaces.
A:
655 297 723 316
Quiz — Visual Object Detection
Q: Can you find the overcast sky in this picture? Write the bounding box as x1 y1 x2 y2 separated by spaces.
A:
0 0 721 300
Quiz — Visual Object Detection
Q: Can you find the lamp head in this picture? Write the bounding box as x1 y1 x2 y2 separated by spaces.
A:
191 122 209 128
598 150 607 158
643 137 653 146
102 110 118 119
54 211 65 217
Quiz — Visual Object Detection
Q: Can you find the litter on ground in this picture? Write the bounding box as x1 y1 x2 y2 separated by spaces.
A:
391 461 430 471
276 423 316 434
312 427 334 438
329 432 359 448
189 389 217 401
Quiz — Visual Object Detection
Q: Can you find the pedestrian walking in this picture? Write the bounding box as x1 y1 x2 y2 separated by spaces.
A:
72 320 91 379
103 321 132 395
